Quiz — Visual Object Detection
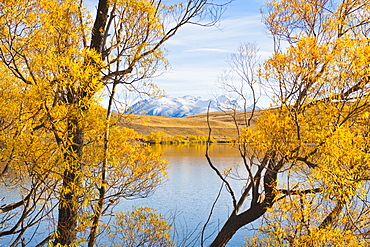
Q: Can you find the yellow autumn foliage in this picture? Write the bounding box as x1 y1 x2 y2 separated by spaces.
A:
241 0 370 245
108 207 173 247
0 0 218 245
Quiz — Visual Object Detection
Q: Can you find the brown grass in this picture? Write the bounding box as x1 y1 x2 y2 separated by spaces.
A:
118 110 263 140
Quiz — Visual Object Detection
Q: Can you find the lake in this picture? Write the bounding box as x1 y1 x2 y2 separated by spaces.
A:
113 144 257 247
0 144 257 246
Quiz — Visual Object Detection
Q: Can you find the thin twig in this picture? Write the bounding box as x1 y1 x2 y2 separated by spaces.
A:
201 182 224 247
205 102 237 209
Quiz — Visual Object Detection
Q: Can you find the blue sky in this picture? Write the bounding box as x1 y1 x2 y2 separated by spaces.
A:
86 0 273 106
152 0 273 100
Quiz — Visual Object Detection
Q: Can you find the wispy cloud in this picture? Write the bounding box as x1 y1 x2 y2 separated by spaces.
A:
184 48 231 53
86 0 274 104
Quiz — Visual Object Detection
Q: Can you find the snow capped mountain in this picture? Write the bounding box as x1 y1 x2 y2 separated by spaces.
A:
126 95 260 118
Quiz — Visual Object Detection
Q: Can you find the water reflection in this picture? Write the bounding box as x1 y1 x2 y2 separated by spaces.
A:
114 144 252 247
151 143 241 158
0 144 252 246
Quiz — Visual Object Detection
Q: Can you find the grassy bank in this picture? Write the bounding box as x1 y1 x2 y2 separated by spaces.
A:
118 110 260 142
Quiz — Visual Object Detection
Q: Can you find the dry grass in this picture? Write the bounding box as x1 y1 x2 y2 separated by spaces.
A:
118 110 263 140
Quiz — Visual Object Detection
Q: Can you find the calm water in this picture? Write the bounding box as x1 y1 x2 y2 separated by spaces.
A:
113 144 257 247
0 144 256 246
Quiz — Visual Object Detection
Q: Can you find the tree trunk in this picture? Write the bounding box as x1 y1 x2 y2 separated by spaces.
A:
54 118 84 245
90 0 109 53
55 170 79 245
209 215 240 247
87 82 116 247
209 203 268 247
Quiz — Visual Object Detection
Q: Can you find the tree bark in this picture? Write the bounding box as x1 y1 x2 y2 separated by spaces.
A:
90 0 109 53
209 156 281 247
54 118 84 245
209 215 240 247
54 171 79 245
86 1 111 245
209 203 267 247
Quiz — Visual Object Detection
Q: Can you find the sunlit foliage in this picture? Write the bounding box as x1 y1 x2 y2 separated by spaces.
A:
0 0 226 245
108 207 173 247
208 0 370 246
143 131 212 144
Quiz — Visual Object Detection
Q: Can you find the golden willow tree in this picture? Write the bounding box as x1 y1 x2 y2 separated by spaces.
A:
207 0 370 246
0 0 228 246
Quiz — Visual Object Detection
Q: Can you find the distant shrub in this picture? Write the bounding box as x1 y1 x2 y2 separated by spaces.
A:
144 131 168 144
142 132 233 144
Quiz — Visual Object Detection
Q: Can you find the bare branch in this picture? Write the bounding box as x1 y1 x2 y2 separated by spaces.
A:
205 102 237 209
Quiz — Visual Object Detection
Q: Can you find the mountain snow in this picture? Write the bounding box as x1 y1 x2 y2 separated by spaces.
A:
126 95 260 118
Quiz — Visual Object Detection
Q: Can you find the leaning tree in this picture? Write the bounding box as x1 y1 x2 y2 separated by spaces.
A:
207 0 370 246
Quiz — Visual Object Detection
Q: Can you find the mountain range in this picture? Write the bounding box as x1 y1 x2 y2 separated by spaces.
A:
126 95 260 118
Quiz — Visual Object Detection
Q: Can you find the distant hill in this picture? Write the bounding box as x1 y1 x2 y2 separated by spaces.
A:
120 110 262 140
125 95 260 118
